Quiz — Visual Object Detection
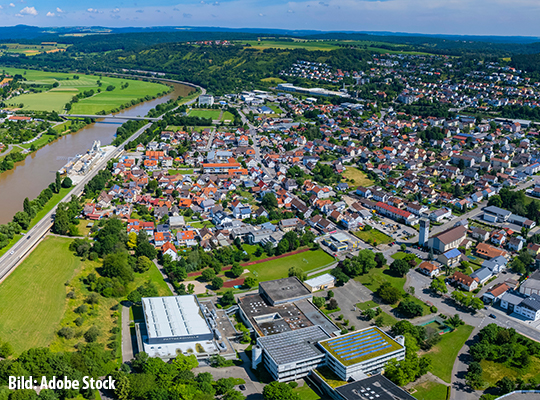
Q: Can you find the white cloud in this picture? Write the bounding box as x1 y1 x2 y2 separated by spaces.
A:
46 11 54 16
56 7 62 12
111 7 120 13
86 8 100 13
9 3 15 7
0 5 3 9
19 6 37 15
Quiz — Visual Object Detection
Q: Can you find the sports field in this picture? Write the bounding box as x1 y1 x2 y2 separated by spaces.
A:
247 249 335 282
2 67 168 113
0 236 81 353
188 109 222 120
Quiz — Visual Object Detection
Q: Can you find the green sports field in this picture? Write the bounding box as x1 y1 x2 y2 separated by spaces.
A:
188 109 222 120
2 67 168 113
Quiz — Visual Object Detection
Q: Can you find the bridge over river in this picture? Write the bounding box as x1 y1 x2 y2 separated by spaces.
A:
59 114 160 121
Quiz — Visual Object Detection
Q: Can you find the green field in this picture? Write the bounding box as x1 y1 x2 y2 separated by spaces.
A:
356 300 379 311
424 324 474 383
354 228 392 245
188 109 222 120
342 167 374 187
481 357 540 387
241 40 340 51
355 266 406 293
0 43 68 57
411 381 448 400
294 382 322 400
247 249 335 282
3 67 168 113
221 111 235 122
0 236 81 354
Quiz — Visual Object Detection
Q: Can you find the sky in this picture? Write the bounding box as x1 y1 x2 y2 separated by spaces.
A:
0 0 539 37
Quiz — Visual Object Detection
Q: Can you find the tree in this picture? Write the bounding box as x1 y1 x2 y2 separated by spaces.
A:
212 276 224 290
374 252 386 268
23 197 34 218
430 277 448 295
465 362 483 390
447 314 464 330
243 276 257 288
288 265 307 281
201 268 216 282
470 297 485 311
261 193 278 210
400 244 407 251
263 381 300 400
230 263 243 278
328 298 339 310
497 377 515 395
84 326 100 342
172 353 199 372
276 238 289 256
13 211 30 230
377 282 402 304
223 390 246 400
364 309 376 320
221 290 236 306
390 259 410 277
61 177 73 188
312 297 325 309
397 300 423 318
54 171 61 193
135 256 153 273
102 252 134 283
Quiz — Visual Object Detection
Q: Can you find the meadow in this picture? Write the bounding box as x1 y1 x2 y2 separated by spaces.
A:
2 67 168 113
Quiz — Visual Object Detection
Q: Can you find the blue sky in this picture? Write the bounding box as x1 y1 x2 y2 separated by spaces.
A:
0 0 539 37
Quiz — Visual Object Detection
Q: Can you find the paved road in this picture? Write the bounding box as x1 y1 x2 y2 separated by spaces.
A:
0 122 152 283
238 110 275 178
121 305 135 363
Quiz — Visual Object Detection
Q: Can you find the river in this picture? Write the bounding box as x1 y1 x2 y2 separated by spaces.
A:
0 82 194 224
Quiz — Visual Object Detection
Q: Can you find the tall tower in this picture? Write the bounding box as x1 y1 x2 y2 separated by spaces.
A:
419 218 430 248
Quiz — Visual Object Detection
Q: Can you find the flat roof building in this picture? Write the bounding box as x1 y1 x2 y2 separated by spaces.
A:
254 325 331 382
139 295 217 358
303 273 336 292
319 327 406 381
259 276 312 305
335 375 417 400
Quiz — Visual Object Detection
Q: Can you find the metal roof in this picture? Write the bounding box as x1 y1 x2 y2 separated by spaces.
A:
142 296 211 340
258 325 331 366
304 273 336 288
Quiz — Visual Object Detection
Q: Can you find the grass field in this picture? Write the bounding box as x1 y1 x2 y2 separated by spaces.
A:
356 300 379 311
2 67 168 113
247 249 335 282
342 167 374 187
355 267 406 293
188 109 222 120
0 43 68 57
294 382 322 400
481 357 540 387
261 77 286 83
0 236 81 354
376 311 399 327
424 324 474 383
354 228 392 245
221 111 235 122
411 381 448 400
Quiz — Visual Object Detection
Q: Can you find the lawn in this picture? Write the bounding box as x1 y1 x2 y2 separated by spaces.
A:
342 167 374 187
354 228 393 246
0 236 81 354
188 109 222 120
247 249 335 282
356 300 379 311
221 111 235 122
169 169 195 175
424 324 474 383
391 251 422 266
294 382 322 400
3 67 168 113
261 77 286 84
355 267 406 293
376 311 399 327
243 244 269 262
411 381 448 400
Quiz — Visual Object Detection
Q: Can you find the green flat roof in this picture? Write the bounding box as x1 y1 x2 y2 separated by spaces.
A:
319 327 403 366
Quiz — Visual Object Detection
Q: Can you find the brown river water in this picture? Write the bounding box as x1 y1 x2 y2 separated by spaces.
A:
0 82 193 224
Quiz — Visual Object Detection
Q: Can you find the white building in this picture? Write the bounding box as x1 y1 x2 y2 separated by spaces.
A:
198 94 214 106
303 274 336 292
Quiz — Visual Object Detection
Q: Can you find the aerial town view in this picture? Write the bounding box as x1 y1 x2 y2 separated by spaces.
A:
1 2 540 400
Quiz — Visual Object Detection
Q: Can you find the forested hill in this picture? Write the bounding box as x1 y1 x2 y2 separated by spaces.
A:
0 44 373 94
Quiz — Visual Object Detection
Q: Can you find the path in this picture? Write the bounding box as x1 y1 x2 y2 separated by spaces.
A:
121 305 134 363
153 259 177 295
306 262 338 276
449 324 482 400
405 372 449 391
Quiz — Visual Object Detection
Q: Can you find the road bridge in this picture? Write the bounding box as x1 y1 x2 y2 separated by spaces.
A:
59 114 160 121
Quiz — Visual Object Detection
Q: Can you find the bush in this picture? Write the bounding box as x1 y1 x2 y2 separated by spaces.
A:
84 326 100 342
430 305 438 313
74 304 88 314
58 326 74 339
212 276 224 290
74 317 84 327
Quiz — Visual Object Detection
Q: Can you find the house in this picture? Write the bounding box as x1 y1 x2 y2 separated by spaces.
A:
438 248 462 267
231 201 252 220
483 283 510 303
470 267 492 285
515 295 540 321
430 208 452 222
471 227 490 242
450 271 478 292
162 241 178 261
482 255 508 274
154 232 166 247
356 186 372 198
279 218 300 232
507 236 525 252
483 206 512 223
500 290 528 313
176 230 197 247
418 261 441 278
519 270 540 296
476 243 509 259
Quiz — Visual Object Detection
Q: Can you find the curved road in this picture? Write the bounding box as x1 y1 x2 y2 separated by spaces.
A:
0 79 205 284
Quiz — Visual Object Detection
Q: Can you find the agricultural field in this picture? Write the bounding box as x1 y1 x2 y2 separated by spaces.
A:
0 43 69 57
240 40 340 51
2 67 168 113
342 167 374 187
247 249 335 282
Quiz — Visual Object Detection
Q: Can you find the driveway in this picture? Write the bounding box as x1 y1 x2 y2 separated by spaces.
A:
121 305 136 363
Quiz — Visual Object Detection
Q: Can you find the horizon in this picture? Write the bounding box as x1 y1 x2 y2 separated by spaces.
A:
0 0 538 37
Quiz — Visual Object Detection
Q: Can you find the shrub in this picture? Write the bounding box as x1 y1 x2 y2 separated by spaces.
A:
74 317 84 327
58 326 74 339
84 326 100 343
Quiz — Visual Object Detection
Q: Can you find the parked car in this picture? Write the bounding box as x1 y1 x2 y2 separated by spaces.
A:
489 314 497 319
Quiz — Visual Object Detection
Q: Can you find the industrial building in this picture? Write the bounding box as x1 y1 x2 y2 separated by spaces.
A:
303 273 336 292
198 94 214 106
332 375 418 400
259 276 313 305
319 328 406 381
137 295 223 358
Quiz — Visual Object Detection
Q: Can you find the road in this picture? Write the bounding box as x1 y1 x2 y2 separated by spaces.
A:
0 122 152 283
238 110 275 178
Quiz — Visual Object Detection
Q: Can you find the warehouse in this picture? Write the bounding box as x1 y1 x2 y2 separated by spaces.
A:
138 295 218 358
303 273 336 292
